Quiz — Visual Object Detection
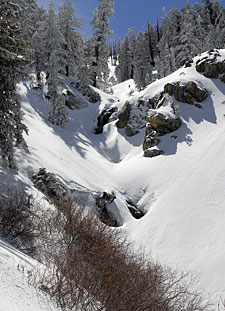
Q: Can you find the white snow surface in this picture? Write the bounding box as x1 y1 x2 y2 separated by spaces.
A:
1 50 225 309
0 238 60 311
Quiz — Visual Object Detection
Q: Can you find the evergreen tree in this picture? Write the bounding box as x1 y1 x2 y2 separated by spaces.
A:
31 0 66 75
115 37 131 83
211 0 225 48
112 39 118 66
156 8 176 77
58 0 83 78
89 0 114 88
0 0 29 169
48 83 68 128
175 0 202 66
133 32 152 90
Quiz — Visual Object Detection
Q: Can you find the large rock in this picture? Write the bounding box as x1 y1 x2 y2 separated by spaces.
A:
65 91 88 110
185 81 208 102
32 168 70 200
146 109 182 135
126 199 145 219
95 192 117 227
95 107 117 134
71 82 101 103
196 50 225 82
116 101 131 128
143 148 164 158
143 94 182 158
164 81 208 106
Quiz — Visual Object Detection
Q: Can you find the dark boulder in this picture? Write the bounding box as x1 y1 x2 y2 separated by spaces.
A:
143 148 164 158
143 94 182 158
164 81 208 106
126 200 144 219
65 92 88 110
32 168 70 201
71 82 101 103
196 50 225 81
95 107 118 134
146 110 182 135
116 101 131 128
96 192 117 227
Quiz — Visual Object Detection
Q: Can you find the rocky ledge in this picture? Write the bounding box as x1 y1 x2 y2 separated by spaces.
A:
143 94 182 158
196 49 225 82
164 81 208 108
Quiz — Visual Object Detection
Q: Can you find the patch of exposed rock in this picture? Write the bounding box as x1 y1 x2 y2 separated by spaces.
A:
71 81 101 103
116 99 156 137
143 94 182 158
126 200 145 219
32 169 118 227
95 107 118 134
196 49 225 82
116 101 131 129
164 81 208 107
96 192 117 226
65 90 89 110
32 168 70 200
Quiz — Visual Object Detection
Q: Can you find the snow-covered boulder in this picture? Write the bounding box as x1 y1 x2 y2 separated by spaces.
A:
143 94 181 157
164 81 208 106
145 101 182 136
72 82 101 103
116 101 131 128
65 91 89 110
196 49 225 82
32 168 70 200
95 107 118 134
95 191 117 227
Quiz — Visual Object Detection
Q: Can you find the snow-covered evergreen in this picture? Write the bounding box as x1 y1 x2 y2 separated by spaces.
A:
58 0 83 78
0 0 29 169
32 0 66 75
89 0 114 89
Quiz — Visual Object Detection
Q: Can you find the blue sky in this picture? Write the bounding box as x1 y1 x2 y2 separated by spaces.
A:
37 0 225 40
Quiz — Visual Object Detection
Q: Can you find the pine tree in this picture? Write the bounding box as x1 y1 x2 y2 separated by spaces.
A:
175 0 203 66
156 8 176 77
133 32 152 90
0 0 29 169
89 0 114 89
48 84 68 128
31 0 66 75
58 0 83 78
115 37 131 83
211 0 225 48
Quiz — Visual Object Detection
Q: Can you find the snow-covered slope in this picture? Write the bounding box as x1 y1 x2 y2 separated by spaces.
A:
1 50 225 308
0 238 60 311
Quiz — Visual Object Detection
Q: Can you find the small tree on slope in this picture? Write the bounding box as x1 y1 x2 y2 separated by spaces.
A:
0 0 29 169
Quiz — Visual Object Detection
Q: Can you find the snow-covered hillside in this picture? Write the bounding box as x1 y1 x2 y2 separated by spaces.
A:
1 50 225 309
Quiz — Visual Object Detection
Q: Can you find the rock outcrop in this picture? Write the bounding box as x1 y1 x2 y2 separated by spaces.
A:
116 101 131 129
95 107 118 134
196 49 225 82
32 169 118 227
32 168 70 200
143 94 182 158
126 200 145 219
96 192 117 227
164 81 208 107
65 91 89 110
116 99 155 137
71 81 101 103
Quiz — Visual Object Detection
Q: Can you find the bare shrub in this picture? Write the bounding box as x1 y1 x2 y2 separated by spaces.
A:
35 199 212 311
0 188 40 254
